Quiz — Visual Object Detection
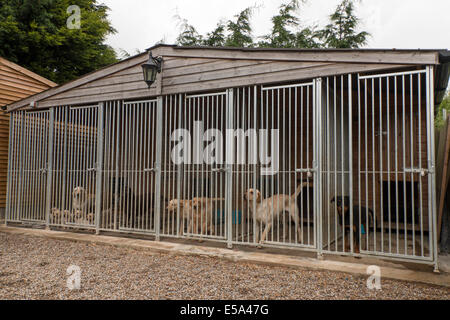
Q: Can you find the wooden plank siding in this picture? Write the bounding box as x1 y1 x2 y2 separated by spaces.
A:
6 45 441 112
0 57 56 208
35 60 410 108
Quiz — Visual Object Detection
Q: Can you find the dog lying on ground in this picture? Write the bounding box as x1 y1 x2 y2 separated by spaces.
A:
244 182 310 245
50 207 93 226
50 208 71 225
330 196 373 254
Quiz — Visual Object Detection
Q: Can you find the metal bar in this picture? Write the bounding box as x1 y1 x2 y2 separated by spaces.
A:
123 99 157 105
359 69 426 80
348 74 353 255
226 88 234 248
371 78 377 252
154 96 163 240
45 108 54 228
427 66 438 270
418 73 424 256
315 78 322 255
262 82 314 91
69 105 98 110
402 75 407 255
95 103 104 233
186 91 227 99
379 77 384 252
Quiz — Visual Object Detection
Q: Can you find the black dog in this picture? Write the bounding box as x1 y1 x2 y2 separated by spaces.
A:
330 196 373 254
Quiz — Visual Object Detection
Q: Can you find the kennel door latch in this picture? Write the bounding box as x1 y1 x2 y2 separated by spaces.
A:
295 168 316 178
404 168 429 176
211 167 228 173
144 168 157 173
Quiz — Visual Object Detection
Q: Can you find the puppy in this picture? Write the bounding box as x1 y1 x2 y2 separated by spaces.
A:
330 196 373 254
244 182 309 245
50 208 65 224
72 186 96 221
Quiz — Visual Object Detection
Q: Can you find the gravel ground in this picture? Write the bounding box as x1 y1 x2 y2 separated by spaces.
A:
0 232 449 300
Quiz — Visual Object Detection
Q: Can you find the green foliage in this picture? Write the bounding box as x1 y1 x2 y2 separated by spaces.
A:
176 0 368 50
176 7 255 48
0 0 118 84
203 22 226 47
436 92 450 128
224 7 254 47
317 0 369 48
175 15 203 46
258 0 320 49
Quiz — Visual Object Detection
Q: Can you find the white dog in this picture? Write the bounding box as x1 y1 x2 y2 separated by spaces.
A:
166 199 194 235
244 182 310 245
72 186 96 222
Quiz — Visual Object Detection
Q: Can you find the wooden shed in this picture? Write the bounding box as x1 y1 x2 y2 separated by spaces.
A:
0 57 56 213
4 45 450 270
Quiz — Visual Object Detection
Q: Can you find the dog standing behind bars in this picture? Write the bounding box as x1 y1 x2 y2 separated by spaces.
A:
72 186 96 220
330 196 373 254
244 182 310 246
166 199 194 234
191 197 224 235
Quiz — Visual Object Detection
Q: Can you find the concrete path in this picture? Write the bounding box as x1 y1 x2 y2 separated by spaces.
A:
1 225 449 288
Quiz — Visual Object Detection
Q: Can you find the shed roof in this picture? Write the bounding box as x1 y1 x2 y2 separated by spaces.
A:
4 45 449 112
0 57 57 107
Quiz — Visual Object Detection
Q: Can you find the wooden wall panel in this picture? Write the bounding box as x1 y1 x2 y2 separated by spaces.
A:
0 57 56 208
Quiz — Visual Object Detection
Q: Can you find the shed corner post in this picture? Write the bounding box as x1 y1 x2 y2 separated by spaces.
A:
45 107 55 230
95 102 105 235
427 66 439 273
154 96 164 241
5 111 14 226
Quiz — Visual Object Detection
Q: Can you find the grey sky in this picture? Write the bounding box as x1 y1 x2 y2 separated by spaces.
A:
102 0 450 54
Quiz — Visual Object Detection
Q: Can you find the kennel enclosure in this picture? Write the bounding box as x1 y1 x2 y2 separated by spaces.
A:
4 45 450 270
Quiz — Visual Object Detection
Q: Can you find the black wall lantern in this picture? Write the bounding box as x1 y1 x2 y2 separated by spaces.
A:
141 52 162 88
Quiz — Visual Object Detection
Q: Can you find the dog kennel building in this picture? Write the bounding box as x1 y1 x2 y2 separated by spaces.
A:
4 45 450 271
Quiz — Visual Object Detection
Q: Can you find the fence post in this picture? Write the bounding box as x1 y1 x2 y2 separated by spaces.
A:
348 74 354 255
226 88 234 249
314 78 323 259
154 96 163 241
427 66 439 272
95 102 104 234
45 108 54 229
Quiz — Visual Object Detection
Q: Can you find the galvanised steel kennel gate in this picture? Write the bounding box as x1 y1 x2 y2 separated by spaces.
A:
5 68 438 269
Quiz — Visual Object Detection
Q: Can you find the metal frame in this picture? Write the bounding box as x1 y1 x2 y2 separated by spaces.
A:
5 66 438 268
